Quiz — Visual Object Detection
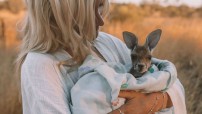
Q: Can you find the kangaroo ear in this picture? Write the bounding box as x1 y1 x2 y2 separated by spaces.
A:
123 31 138 50
145 29 162 51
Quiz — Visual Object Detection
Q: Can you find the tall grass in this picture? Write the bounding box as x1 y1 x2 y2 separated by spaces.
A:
0 49 22 114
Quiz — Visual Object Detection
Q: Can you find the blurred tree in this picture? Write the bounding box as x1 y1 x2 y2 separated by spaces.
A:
0 0 25 13
0 18 5 49
161 4 196 18
7 0 25 13
109 4 143 22
0 0 9 10
178 5 195 17
196 7 202 17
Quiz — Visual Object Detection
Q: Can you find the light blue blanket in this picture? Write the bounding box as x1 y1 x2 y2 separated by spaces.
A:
70 55 177 114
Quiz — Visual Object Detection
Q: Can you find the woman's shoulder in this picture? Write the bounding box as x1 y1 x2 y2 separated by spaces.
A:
23 49 71 68
24 52 55 66
95 32 131 64
97 32 124 45
97 32 130 53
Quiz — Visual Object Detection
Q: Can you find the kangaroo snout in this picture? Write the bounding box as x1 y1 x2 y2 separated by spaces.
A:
134 63 147 73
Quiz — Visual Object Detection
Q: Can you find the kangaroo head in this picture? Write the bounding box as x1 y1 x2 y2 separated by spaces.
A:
123 29 162 74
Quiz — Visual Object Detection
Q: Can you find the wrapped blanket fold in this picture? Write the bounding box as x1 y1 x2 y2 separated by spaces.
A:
70 55 177 114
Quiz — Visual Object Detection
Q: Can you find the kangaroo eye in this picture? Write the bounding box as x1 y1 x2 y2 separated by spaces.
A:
131 55 138 60
147 55 152 60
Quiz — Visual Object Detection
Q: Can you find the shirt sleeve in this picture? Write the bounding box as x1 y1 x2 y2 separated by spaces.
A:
166 79 187 114
21 52 72 114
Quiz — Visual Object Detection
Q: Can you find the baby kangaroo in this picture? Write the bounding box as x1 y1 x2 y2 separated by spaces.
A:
123 29 162 78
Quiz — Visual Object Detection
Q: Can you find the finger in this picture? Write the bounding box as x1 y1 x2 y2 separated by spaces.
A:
111 99 119 106
118 91 132 99
118 90 142 100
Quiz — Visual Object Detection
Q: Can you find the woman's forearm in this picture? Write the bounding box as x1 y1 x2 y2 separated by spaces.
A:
108 108 123 114
115 91 175 114
155 92 173 112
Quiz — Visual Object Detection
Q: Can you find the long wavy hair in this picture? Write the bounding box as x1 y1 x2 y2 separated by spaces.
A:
15 0 109 75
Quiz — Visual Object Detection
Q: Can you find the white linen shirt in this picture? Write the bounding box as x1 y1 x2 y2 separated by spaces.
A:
21 32 186 114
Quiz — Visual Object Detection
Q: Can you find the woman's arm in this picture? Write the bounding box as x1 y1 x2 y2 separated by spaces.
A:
111 80 186 114
21 53 71 114
109 91 171 114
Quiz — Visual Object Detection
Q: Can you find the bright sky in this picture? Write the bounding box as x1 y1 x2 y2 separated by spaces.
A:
112 0 202 8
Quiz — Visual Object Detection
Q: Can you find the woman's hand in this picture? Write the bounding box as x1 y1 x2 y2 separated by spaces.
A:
109 90 172 114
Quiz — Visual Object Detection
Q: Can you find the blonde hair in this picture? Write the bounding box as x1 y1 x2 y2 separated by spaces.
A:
16 0 109 74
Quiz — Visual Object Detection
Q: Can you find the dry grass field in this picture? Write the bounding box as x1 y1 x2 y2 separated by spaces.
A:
0 1 202 114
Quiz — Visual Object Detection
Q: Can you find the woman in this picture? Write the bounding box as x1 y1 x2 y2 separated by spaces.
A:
16 0 186 114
